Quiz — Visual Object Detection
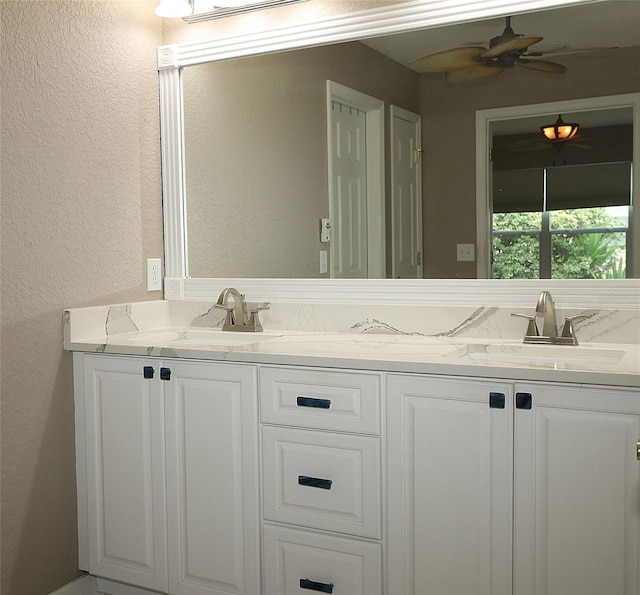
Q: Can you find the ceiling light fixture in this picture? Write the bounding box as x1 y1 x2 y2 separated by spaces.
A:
155 0 193 18
541 114 580 142
184 0 307 23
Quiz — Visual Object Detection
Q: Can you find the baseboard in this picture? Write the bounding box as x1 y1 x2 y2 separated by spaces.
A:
95 577 162 594
49 574 96 595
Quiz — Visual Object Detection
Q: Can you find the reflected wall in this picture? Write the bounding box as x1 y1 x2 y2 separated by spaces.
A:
184 41 419 278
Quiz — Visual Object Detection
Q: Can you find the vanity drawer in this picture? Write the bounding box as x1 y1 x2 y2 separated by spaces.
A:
259 366 381 434
263 524 382 595
262 426 381 538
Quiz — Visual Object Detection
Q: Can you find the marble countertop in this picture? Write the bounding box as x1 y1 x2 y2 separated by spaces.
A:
65 325 640 389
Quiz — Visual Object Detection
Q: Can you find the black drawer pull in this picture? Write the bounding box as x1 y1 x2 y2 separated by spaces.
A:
297 396 331 409
298 475 333 490
516 392 532 410
489 392 505 409
300 578 334 593
160 367 171 381
143 366 155 379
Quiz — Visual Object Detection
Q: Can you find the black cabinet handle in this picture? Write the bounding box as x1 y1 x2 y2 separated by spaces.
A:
298 475 333 490
297 396 331 409
516 392 532 410
160 367 171 381
300 578 334 593
489 392 505 409
143 366 155 379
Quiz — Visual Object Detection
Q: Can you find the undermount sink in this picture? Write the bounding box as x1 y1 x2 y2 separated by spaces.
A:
465 343 626 366
252 333 468 358
130 329 281 347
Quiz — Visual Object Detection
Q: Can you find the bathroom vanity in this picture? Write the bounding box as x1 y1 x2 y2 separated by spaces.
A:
65 299 640 595
66 0 640 591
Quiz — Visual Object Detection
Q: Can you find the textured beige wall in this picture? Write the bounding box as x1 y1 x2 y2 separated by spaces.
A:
0 1 163 593
420 46 640 279
184 41 418 278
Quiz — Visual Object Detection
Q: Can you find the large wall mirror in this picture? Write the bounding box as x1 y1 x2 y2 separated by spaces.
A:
158 0 640 305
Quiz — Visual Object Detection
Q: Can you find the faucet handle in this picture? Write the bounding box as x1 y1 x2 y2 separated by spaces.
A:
560 315 588 344
511 312 539 337
248 303 270 332
213 303 235 326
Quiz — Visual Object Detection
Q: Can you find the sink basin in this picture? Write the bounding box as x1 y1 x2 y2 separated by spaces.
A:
251 333 467 358
465 343 626 366
129 329 281 347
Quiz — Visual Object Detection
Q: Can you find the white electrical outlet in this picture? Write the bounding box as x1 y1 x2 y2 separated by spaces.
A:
147 258 162 291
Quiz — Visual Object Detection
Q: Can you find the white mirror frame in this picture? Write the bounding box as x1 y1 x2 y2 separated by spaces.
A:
157 0 640 308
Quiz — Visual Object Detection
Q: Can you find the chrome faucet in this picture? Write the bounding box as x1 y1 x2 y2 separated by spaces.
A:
511 290 586 345
215 288 269 332
536 290 558 338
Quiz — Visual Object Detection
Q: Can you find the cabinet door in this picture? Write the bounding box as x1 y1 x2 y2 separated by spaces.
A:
514 383 640 595
387 374 513 595
164 361 259 595
83 354 167 592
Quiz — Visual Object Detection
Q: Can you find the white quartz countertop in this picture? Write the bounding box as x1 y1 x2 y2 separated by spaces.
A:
65 326 640 388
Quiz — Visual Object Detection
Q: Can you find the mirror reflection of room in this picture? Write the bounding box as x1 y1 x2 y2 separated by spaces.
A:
181 1 639 280
491 108 632 280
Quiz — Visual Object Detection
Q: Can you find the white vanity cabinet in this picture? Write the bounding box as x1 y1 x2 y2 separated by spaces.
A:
74 347 639 595
76 353 260 595
387 373 640 595
259 366 384 595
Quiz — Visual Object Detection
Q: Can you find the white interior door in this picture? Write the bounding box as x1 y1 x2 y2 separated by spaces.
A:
330 99 368 278
391 106 423 279
327 81 385 279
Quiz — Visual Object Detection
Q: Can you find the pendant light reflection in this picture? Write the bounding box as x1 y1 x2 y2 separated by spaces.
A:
541 114 580 142
155 0 193 18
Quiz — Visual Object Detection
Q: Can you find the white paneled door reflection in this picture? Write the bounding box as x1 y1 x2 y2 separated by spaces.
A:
331 99 368 278
391 106 423 279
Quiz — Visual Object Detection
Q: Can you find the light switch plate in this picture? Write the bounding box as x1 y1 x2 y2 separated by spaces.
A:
320 250 328 274
457 244 475 262
320 218 331 243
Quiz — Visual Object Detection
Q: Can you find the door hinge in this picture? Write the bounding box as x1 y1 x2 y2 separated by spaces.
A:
416 252 422 266
414 148 424 163
489 148 493 161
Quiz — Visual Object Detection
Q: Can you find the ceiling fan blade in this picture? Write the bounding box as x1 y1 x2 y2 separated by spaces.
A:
481 36 543 58
518 58 567 74
444 64 505 83
525 45 619 57
412 46 486 72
